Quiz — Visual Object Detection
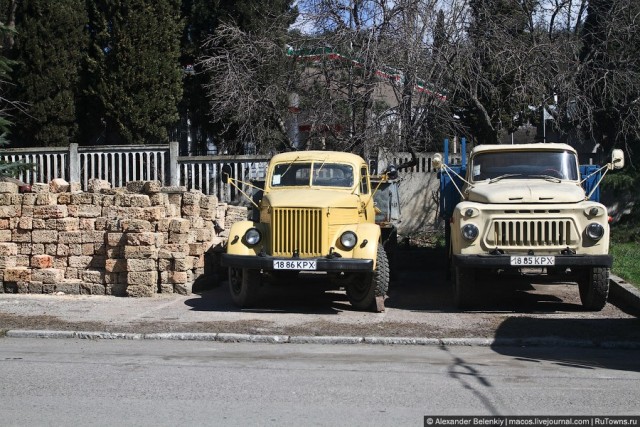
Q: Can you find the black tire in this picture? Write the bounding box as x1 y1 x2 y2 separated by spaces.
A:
228 267 261 308
578 267 609 311
453 266 475 309
346 245 389 311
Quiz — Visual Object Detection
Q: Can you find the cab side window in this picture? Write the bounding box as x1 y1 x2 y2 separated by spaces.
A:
360 166 370 194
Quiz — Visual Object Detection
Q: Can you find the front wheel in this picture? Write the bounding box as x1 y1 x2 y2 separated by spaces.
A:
228 267 261 308
453 266 475 309
578 267 609 311
346 245 389 312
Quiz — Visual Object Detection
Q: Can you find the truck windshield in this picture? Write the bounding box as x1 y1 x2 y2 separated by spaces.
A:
271 162 354 188
470 150 579 182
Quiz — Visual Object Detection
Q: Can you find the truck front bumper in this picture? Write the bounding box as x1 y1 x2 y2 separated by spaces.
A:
221 253 374 272
452 254 612 268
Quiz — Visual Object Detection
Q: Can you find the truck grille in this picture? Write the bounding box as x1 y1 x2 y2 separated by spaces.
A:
272 208 323 257
491 219 573 247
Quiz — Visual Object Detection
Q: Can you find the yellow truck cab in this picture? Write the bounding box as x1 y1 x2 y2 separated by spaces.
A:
221 150 390 311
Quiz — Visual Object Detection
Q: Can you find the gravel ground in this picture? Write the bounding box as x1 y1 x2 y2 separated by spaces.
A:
1 248 639 341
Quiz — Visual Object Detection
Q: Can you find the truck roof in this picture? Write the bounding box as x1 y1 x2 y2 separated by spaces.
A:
270 150 366 166
470 143 577 156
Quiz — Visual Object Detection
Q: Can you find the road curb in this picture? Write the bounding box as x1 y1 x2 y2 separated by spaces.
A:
609 274 640 312
4 329 640 349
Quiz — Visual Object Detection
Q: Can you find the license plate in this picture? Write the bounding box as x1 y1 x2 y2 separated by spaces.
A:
510 256 555 266
273 260 317 270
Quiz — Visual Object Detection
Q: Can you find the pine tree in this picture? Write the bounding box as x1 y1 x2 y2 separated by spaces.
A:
84 0 184 145
9 0 87 147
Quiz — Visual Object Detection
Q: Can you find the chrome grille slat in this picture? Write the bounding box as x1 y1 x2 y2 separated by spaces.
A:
492 219 572 247
272 208 322 256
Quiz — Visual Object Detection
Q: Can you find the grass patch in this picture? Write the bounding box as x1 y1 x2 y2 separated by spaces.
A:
611 242 640 290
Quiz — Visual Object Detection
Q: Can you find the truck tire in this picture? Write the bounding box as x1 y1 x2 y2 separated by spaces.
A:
347 245 389 311
453 266 475 309
228 267 260 308
578 267 609 311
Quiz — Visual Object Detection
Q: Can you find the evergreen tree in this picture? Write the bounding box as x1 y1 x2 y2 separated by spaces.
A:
84 0 183 145
9 0 87 147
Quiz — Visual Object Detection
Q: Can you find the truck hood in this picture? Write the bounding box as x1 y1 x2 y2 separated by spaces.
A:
263 189 361 209
467 180 586 203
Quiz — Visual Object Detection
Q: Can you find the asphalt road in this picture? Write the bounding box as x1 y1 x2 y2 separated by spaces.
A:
0 338 638 426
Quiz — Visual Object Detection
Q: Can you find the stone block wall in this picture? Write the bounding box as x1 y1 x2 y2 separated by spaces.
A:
0 179 249 296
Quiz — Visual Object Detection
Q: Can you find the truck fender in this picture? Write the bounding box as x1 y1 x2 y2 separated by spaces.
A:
345 223 382 268
226 221 270 256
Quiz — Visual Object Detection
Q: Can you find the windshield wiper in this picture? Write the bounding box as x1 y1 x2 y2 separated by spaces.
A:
489 174 521 183
528 174 562 183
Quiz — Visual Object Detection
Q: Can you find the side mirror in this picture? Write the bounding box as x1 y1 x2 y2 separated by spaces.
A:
432 153 443 170
610 149 625 170
384 165 398 180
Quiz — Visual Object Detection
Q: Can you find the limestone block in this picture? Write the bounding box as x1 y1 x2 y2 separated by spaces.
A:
173 282 192 296
0 255 16 269
158 244 189 259
31 183 50 194
0 229 11 242
56 217 80 231
59 231 83 244
21 193 37 205
143 206 166 222
0 182 18 193
189 217 204 229
29 281 43 294
168 232 191 244
81 283 106 295
82 230 105 244
56 193 72 204
123 246 158 259
158 259 172 271
71 193 94 204
35 193 58 205
68 256 93 269
121 219 153 233
169 218 191 233
125 232 162 246
11 229 31 243
33 205 68 219
79 218 96 231
88 179 111 193
31 255 54 269
65 267 79 279
44 244 57 256
31 268 64 284
68 205 102 218
182 191 202 206
188 243 205 257
32 230 59 244
125 181 146 193
0 205 19 218
42 284 55 294
56 280 81 295
69 182 82 192
31 244 45 255
101 195 116 207
142 181 162 194
106 247 123 258
106 219 124 232
32 218 46 229
105 259 127 273
106 232 125 246
0 242 18 257
18 243 32 256
57 244 69 256
173 257 194 271
95 218 108 231
165 204 179 217
167 193 182 207
126 285 155 297
68 244 83 256
116 193 151 208
159 284 174 293
192 228 213 242
4 267 32 282
126 271 158 286
83 269 106 284
181 205 200 217
200 195 218 210
17 217 33 230
94 242 107 255
49 178 70 193
83 243 97 256
15 254 30 267
106 283 128 297
216 203 227 219
149 193 168 206
125 258 157 272
21 206 33 217
102 206 145 220
0 194 11 205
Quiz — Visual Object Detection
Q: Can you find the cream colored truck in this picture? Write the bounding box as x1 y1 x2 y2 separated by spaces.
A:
221 150 396 312
434 143 624 310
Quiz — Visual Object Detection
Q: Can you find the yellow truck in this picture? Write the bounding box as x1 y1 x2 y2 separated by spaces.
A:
221 150 396 311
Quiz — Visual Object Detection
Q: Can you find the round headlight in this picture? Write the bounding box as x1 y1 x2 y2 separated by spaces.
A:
462 224 479 241
340 231 358 249
586 223 605 240
244 228 262 246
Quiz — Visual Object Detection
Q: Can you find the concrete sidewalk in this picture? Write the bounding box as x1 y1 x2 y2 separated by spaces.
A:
1 271 639 347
